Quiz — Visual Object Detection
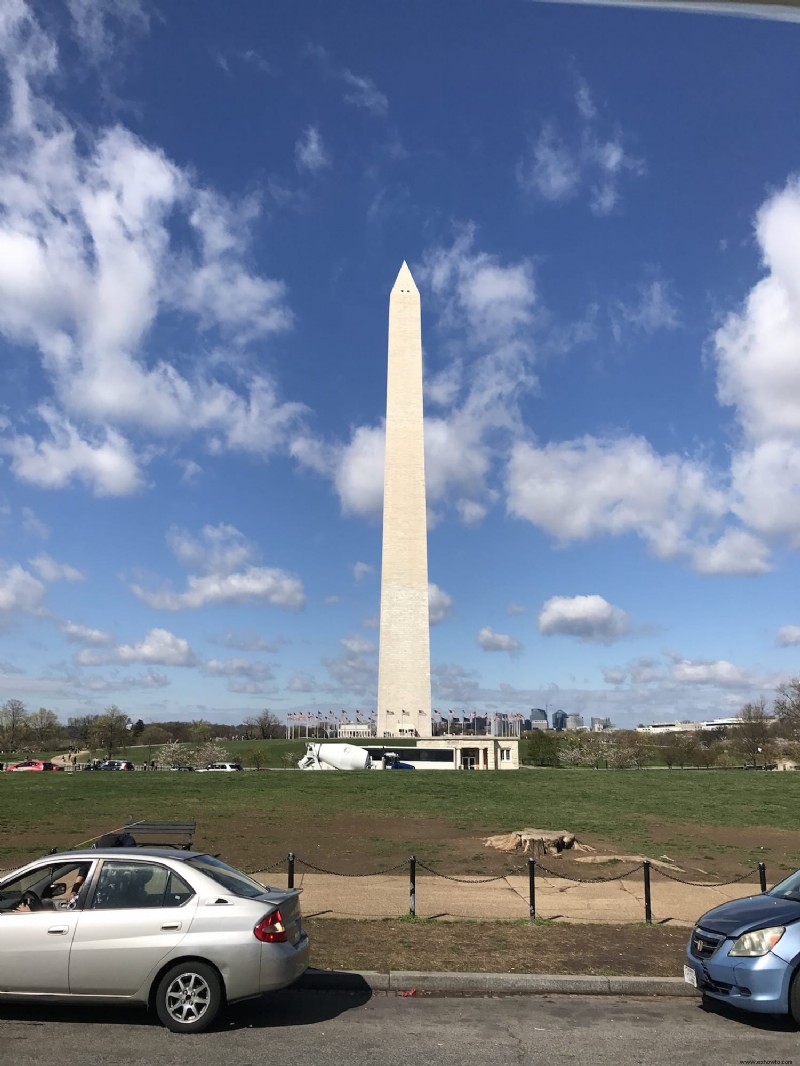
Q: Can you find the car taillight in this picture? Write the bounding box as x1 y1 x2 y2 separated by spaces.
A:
254 910 287 943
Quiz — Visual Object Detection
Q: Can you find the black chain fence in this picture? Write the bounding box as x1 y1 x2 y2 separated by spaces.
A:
245 852 769 924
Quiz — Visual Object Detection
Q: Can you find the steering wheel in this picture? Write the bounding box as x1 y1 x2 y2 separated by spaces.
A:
19 890 43 911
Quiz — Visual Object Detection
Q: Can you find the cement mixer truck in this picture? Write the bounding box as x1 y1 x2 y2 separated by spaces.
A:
298 743 371 771
297 743 415 770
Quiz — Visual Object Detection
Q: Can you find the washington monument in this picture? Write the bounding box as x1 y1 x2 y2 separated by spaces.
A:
376 262 431 738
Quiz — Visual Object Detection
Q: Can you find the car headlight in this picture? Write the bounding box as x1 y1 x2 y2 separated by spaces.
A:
728 926 785 957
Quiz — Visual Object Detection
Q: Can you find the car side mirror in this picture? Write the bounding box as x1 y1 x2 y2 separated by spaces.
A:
47 882 67 898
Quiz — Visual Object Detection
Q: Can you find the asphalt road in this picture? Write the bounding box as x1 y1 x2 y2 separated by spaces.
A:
1 991 798 1066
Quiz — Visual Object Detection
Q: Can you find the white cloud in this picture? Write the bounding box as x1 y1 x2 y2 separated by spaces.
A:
76 627 196 666
507 435 725 559
538 594 631 643
67 0 149 66
670 657 755 688
333 425 385 519
295 125 330 173
220 631 280 653
507 602 526 615
777 625 800 647
691 529 771 575
353 561 373 581
516 80 644 215
603 668 627 685
0 562 47 614
341 635 376 655
60 620 113 645
716 177 800 444
429 583 453 625
288 674 315 693
132 567 305 611
21 507 48 539
342 69 388 115
167 524 257 575
0 5 302 496
2 408 145 496
29 553 84 582
131 524 306 611
612 278 680 340
322 634 377 697
203 658 275 680
477 626 522 654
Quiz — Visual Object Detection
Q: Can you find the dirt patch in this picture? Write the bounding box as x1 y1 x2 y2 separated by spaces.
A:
306 918 688 977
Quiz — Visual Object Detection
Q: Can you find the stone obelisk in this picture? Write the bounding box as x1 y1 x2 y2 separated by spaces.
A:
376 262 431 738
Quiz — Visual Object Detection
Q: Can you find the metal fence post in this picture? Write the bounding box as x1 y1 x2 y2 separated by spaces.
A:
287 851 295 890
643 860 652 925
409 855 416 916
758 862 767 893
528 857 536 921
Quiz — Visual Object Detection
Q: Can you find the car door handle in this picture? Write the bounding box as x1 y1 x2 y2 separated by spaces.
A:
48 926 70 935
161 922 181 930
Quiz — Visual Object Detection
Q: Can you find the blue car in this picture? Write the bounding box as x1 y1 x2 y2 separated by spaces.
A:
685 868 800 1021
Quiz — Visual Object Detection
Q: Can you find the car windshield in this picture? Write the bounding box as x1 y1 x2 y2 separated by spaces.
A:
769 870 800 902
185 855 272 899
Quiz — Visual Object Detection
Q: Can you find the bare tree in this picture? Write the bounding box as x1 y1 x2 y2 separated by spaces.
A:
735 698 773 767
67 715 98 746
0 699 29 751
27 707 60 748
244 711 285 740
774 678 800 741
91 705 131 759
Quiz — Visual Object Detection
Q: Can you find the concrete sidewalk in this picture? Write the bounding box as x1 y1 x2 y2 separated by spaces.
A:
297 968 697 997
254 869 762 926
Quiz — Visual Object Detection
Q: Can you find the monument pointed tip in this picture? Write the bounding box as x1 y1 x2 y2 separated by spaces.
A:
392 260 418 291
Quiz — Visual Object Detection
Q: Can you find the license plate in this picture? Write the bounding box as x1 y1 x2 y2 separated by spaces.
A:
683 964 697 988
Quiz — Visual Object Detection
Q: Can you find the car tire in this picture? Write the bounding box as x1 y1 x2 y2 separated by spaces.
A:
154 961 223 1034
789 969 800 1025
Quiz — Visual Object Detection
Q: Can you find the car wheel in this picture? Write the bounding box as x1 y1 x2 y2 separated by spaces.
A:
154 962 223 1034
789 970 800 1025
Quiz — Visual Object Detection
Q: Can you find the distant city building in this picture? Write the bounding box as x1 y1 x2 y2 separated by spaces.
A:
635 717 765 734
530 708 548 724
565 713 585 731
552 710 568 732
591 717 612 732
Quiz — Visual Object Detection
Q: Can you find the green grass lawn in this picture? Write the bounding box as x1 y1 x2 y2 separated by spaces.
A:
1 767 799 875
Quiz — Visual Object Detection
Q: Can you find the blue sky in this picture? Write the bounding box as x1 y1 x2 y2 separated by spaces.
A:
2 0 800 729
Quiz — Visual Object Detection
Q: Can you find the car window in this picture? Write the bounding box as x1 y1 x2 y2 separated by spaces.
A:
0 864 58 907
89 862 195 909
185 854 270 899
0 862 91 911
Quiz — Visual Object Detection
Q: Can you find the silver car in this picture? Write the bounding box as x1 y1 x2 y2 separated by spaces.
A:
0 848 309 1033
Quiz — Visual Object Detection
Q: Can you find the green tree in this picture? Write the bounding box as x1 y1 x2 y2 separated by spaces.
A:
139 724 171 746
131 719 145 739
91 705 131 758
524 730 560 766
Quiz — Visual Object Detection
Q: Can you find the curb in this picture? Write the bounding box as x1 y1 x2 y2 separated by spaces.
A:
297 969 698 997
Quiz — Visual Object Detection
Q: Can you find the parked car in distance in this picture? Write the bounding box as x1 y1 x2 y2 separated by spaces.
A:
685 867 800 1023
96 760 135 771
198 763 244 772
0 847 309 1033
169 765 196 772
4 760 65 772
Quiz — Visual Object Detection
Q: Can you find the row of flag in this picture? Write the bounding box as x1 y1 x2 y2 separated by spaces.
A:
287 711 527 721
